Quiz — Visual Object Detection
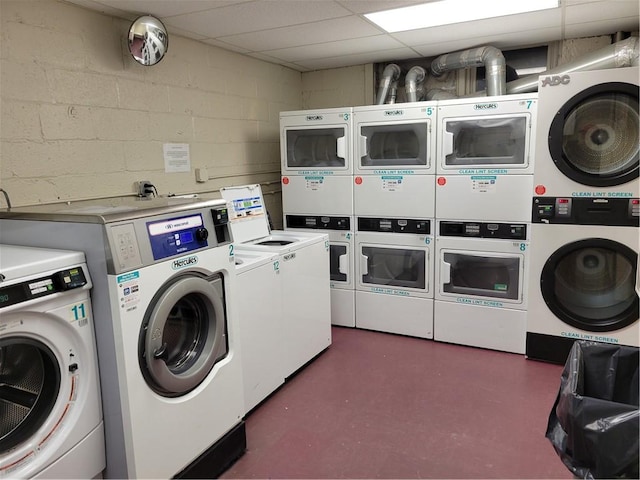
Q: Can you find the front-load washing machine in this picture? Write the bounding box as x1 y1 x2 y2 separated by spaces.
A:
0 245 105 479
527 197 639 364
355 216 434 338
285 214 355 327
434 221 530 354
533 66 638 198
0 197 246 479
436 93 537 222
234 249 284 414
220 184 331 378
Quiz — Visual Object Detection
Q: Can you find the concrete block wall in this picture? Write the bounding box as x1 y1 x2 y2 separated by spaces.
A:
0 0 302 227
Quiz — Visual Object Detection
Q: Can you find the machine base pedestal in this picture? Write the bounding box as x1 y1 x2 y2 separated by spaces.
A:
174 421 246 479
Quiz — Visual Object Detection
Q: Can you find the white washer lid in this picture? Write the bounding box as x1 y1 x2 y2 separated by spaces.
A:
220 184 270 244
0 244 86 282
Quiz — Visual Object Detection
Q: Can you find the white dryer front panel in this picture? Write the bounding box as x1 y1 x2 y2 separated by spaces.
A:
280 107 353 175
533 66 639 197
281 174 353 216
437 93 537 175
354 173 435 218
435 174 533 222
527 224 639 347
353 102 436 175
284 214 355 327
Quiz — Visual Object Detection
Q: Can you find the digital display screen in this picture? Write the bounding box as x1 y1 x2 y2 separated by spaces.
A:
147 214 207 261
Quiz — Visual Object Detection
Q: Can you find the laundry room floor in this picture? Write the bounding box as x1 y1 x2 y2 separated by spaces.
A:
221 326 573 479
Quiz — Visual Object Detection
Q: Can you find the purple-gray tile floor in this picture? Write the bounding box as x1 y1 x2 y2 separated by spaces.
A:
221 326 573 479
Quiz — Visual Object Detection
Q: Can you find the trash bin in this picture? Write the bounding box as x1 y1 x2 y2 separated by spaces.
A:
546 340 639 479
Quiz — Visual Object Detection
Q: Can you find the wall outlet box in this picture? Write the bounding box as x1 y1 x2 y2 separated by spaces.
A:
137 180 152 197
195 167 208 183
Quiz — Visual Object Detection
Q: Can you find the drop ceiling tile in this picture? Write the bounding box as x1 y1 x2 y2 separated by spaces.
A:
262 34 408 62
336 0 428 14
164 0 351 38
565 0 639 24
218 16 383 52
412 27 562 58
86 0 247 17
201 38 252 54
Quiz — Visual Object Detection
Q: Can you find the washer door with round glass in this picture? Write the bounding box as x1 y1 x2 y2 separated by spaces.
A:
0 339 60 457
549 82 639 187
541 239 639 332
139 272 228 397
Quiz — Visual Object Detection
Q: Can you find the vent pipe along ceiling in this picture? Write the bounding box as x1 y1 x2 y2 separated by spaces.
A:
505 36 639 94
376 63 401 105
430 46 506 96
405 66 426 102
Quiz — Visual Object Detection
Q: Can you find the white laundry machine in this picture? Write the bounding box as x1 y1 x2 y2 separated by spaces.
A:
0 245 104 479
285 214 355 327
0 197 246 479
436 93 537 222
220 184 331 378
533 66 638 198
234 249 284 414
434 220 530 354
355 216 434 338
527 196 639 364
353 101 436 218
280 107 354 216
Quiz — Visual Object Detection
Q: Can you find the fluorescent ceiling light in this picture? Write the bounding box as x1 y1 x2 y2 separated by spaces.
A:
365 0 560 33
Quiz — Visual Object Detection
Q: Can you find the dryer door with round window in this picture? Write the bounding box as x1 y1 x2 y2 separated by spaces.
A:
139 272 228 397
541 239 639 332
548 82 639 187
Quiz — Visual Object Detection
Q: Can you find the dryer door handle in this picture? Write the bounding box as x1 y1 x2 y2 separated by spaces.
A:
360 254 369 276
359 134 368 159
441 260 451 285
337 135 346 161
339 252 349 275
443 129 454 157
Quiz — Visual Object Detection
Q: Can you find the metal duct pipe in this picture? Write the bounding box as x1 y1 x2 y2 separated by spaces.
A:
376 63 401 105
506 37 639 94
431 46 506 96
405 66 426 102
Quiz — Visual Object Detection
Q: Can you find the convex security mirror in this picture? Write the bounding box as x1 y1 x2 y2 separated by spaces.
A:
128 15 168 66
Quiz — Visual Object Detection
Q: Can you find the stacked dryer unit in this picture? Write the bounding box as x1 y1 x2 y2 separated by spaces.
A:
0 245 105 479
280 108 356 328
220 184 332 379
0 197 246 479
434 93 538 354
351 102 437 338
527 66 639 364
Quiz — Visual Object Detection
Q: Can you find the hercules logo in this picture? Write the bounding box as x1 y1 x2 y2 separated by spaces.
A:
540 75 570 87
172 256 198 269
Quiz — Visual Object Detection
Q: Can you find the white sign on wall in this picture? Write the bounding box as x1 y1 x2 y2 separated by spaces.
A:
163 143 190 173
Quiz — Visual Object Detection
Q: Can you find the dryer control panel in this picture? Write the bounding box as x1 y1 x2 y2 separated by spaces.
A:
533 197 640 227
439 221 527 240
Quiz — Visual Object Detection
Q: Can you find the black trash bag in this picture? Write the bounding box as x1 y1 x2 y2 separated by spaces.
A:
546 340 639 479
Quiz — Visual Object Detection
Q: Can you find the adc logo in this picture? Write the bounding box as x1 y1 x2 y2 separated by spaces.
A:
172 256 198 269
384 110 403 116
306 115 324 121
540 75 570 87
